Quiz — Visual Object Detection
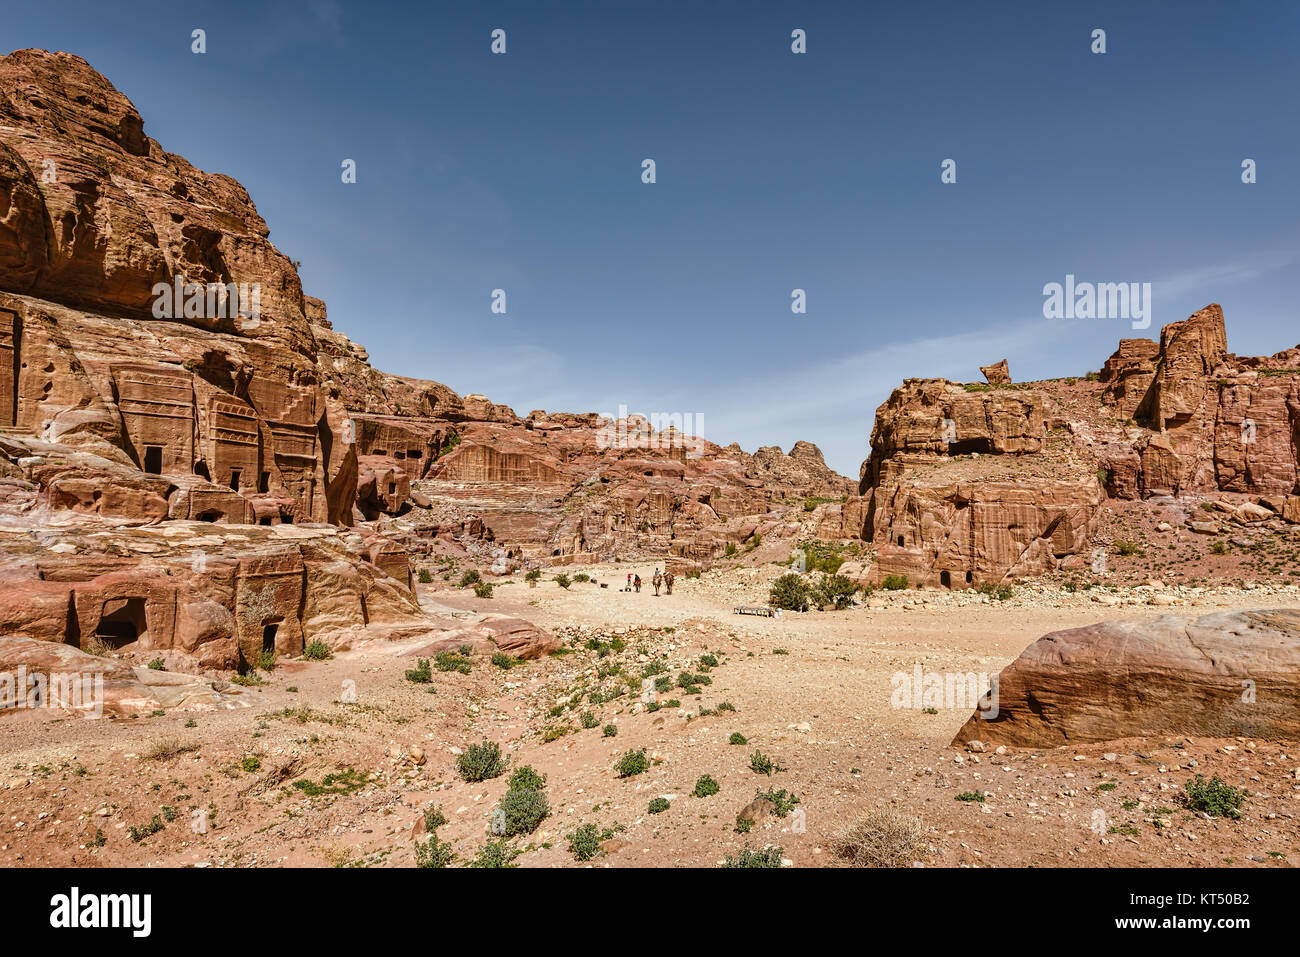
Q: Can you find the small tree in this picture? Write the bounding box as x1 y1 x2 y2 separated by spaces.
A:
769 573 810 611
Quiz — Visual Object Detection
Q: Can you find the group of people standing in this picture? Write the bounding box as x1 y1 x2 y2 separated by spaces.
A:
625 568 674 595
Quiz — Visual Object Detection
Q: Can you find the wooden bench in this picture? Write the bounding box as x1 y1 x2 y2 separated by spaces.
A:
733 605 778 618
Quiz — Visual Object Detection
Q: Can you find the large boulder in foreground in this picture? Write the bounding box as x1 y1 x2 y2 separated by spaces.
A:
397 614 561 661
0 636 245 717
954 609 1300 747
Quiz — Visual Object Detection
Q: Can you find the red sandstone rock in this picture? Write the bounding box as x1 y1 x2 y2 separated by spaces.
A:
980 359 1011 384
857 303 1299 587
953 609 1300 746
0 635 245 717
398 614 561 660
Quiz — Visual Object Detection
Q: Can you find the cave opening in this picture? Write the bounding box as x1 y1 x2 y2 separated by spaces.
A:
262 620 280 655
95 597 147 648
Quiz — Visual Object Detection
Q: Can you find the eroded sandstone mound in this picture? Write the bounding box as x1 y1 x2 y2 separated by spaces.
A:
0 635 245 716
953 609 1300 746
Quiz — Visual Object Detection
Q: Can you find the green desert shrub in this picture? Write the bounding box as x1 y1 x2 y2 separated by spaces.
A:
404 658 432 683
471 839 521 868
567 823 609 861
693 774 720 798
494 786 549 837
769 573 810 611
423 805 447 832
812 573 859 609
507 765 547 791
1183 774 1247 819
749 750 779 775
415 835 455 868
457 741 506 782
434 650 471 674
722 843 783 868
614 748 649 778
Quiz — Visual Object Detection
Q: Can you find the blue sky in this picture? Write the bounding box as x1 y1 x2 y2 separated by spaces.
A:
7 0 1298 475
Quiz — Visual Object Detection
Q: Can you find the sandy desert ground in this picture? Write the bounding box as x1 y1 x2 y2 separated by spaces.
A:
2 561 1296 869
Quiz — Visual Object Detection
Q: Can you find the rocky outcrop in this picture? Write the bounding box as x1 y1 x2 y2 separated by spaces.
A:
0 49 856 670
980 359 1011 385
953 609 1300 746
397 615 561 661
0 521 428 672
0 636 246 717
1098 304 1299 498
851 304 1299 588
402 415 852 565
852 379 1100 587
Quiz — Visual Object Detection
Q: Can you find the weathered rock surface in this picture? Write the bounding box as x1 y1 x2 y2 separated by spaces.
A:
0 521 429 671
953 609 1300 746
847 304 1299 588
396 614 561 661
0 50 853 678
0 635 245 716
980 358 1011 384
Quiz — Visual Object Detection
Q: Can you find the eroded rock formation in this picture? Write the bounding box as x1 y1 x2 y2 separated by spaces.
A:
0 49 853 666
848 304 1300 588
953 609 1300 746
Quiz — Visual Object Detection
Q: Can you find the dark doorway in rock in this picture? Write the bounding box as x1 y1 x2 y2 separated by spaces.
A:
194 460 211 480
262 621 279 656
195 509 223 523
897 536 905 547
966 571 974 584
96 597 147 648
259 516 273 526
259 471 271 493
143 445 163 475
228 468 241 491
940 571 952 589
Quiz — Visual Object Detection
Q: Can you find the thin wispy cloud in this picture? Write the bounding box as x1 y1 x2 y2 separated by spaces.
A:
1156 249 1298 299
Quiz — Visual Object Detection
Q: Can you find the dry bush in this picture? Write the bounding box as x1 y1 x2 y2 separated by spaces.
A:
142 738 198 761
831 806 926 867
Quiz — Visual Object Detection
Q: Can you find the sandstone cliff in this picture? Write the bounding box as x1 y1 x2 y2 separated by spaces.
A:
849 304 1300 588
0 50 851 668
